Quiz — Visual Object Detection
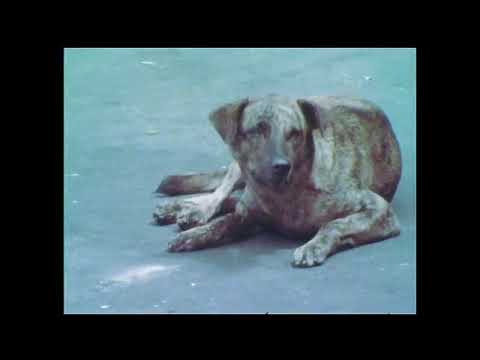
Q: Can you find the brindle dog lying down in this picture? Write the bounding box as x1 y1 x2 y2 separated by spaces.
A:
152 95 402 268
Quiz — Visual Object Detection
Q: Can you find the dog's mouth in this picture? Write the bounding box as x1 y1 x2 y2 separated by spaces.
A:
252 172 290 190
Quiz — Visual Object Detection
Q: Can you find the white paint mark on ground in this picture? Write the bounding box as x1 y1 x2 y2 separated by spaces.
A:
191 282 196 287
111 264 179 284
65 173 80 177
140 60 156 65
363 75 373 81
400 262 409 266
153 304 159 308
72 200 79 204
145 129 161 135
100 305 111 309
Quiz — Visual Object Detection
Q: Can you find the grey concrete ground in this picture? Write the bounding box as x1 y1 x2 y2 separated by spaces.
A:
64 48 416 313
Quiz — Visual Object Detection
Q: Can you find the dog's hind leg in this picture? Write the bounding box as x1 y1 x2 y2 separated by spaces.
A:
151 191 242 225
155 170 225 195
155 162 245 196
152 162 244 230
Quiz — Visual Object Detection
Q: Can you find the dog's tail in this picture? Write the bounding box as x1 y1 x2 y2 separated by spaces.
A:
155 169 229 195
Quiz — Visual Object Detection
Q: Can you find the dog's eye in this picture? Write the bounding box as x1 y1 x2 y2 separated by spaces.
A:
257 122 268 133
245 122 268 136
286 129 301 141
244 127 258 136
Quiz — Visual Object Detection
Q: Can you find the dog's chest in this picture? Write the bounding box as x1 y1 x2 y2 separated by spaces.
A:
253 187 333 237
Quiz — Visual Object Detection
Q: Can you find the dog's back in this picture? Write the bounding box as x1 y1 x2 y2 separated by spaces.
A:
307 96 402 202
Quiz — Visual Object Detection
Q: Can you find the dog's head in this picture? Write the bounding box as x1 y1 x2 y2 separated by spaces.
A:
209 95 326 191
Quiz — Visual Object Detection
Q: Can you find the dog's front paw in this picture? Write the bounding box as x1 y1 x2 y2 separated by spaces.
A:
151 202 182 226
292 243 328 268
167 233 195 252
167 226 210 252
176 200 217 230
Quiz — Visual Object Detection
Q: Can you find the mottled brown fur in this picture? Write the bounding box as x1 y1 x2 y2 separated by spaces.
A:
153 95 402 267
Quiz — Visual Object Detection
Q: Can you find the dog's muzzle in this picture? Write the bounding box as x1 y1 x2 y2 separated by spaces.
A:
270 158 291 186
272 158 290 179
251 157 291 189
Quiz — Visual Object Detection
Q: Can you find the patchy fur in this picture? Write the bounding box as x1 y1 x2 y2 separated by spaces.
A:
153 95 402 268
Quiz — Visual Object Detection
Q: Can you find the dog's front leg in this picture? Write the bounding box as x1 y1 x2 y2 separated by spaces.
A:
292 190 401 268
153 162 243 230
168 188 259 252
175 161 243 230
167 213 244 252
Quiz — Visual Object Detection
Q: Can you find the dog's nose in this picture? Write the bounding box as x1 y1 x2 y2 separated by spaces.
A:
272 158 291 178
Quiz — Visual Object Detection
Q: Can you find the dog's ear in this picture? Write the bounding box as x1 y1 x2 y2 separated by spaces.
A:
209 98 249 145
297 99 327 136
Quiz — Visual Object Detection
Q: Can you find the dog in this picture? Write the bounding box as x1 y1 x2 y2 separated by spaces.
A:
152 94 402 267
